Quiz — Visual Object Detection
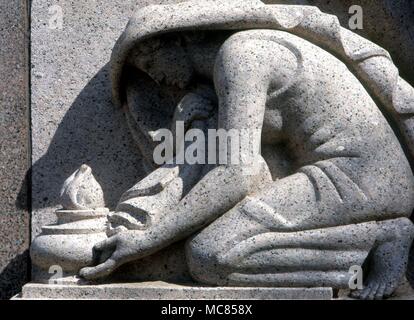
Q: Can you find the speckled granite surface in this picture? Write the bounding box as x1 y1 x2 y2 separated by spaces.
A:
0 0 30 300
1 0 413 300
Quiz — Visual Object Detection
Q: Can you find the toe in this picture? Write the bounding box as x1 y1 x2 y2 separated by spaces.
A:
367 283 380 300
359 285 373 300
374 284 386 300
383 283 397 299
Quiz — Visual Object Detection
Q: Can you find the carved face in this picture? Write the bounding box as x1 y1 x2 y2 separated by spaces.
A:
131 35 194 89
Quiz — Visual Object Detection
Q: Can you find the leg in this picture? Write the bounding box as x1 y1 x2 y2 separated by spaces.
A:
187 200 414 295
185 170 377 286
186 165 414 299
186 199 378 288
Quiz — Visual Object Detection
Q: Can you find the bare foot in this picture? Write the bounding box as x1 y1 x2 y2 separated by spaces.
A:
350 218 414 300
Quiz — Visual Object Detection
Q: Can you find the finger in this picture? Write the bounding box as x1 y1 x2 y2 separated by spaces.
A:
97 246 116 265
107 225 128 237
79 258 119 280
92 237 118 264
94 236 118 252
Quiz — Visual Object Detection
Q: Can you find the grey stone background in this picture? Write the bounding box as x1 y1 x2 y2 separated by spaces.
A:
30 0 144 237
0 0 413 299
29 0 186 237
0 0 30 299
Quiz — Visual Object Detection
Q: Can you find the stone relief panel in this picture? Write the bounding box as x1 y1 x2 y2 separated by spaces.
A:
30 0 414 300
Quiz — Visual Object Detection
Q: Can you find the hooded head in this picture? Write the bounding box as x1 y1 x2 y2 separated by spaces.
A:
127 33 194 89
110 0 285 107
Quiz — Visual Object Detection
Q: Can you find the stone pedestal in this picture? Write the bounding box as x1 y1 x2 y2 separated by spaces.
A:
17 282 333 300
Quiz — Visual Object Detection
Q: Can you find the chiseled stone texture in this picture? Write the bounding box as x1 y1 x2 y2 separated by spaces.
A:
0 0 30 299
18 282 333 300
30 0 189 281
30 0 414 298
72 0 412 300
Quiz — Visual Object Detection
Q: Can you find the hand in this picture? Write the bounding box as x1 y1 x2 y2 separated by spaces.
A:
79 231 138 280
172 93 215 130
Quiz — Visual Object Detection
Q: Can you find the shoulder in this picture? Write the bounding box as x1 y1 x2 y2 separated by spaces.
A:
218 32 272 60
216 31 300 72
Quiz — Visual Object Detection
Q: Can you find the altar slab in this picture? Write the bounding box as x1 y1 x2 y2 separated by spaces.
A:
17 282 333 300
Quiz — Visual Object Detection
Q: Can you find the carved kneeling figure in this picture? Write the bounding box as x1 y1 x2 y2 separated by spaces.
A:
74 1 414 299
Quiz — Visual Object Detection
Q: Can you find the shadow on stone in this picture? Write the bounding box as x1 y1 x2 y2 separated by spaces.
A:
110 240 192 284
0 251 29 300
18 63 191 282
18 63 145 216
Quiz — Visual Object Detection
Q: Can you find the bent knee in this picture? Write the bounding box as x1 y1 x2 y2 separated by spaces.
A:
385 217 414 235
185 234 229 285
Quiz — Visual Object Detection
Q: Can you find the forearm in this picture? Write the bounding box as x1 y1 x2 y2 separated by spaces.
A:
127 163 264 260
